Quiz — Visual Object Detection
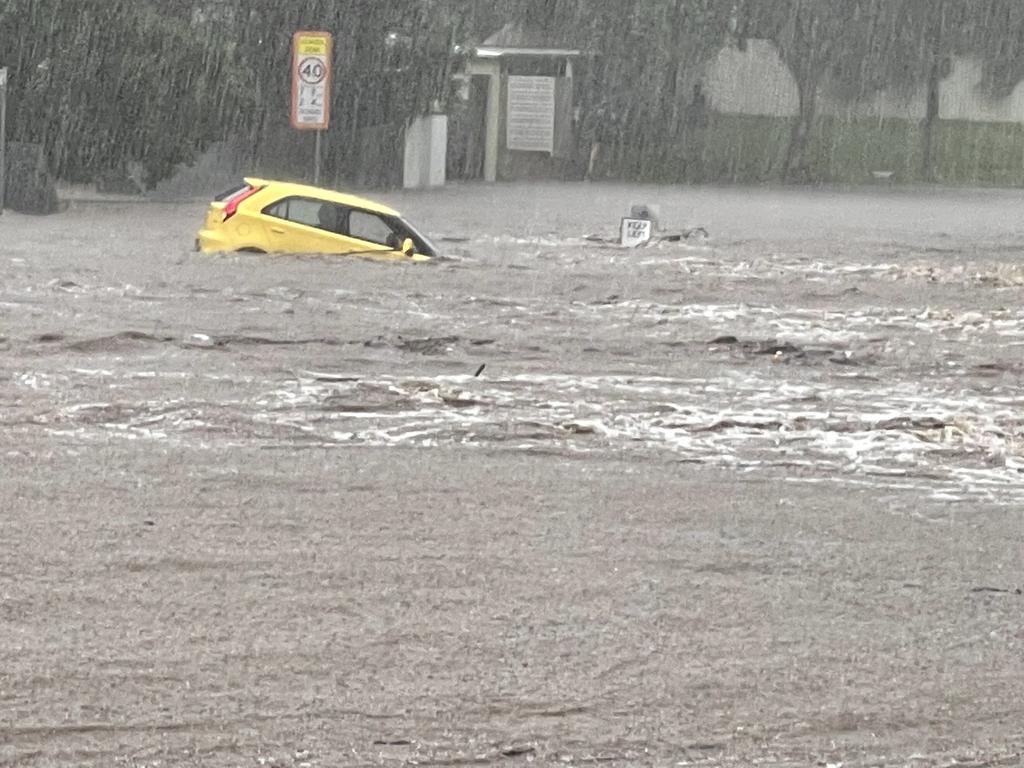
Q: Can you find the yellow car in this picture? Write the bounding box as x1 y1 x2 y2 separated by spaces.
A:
196 178 438 261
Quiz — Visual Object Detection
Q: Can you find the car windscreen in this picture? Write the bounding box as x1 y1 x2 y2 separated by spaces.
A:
386 216 439 258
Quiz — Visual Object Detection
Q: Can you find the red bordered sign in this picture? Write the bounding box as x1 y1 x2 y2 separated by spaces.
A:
291 31 332 130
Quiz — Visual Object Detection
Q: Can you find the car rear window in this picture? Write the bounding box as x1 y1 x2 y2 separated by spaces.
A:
214 182 251 202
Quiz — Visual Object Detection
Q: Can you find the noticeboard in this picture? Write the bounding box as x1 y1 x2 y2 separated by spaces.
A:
506 76 555 153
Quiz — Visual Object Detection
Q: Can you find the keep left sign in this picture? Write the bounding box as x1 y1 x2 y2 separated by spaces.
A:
620 217 653 248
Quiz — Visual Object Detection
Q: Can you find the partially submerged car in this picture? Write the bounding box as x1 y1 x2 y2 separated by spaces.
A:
196 179 438 261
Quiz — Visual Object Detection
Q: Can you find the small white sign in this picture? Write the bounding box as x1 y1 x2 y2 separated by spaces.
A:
620 218 653 248
507 76 555 153
0 68 7 88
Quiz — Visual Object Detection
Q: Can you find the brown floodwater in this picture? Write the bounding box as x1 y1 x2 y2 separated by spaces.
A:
2 183 1024 767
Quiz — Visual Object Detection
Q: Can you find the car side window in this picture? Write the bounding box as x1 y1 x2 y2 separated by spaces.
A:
348 209 398 247
264 197 346 233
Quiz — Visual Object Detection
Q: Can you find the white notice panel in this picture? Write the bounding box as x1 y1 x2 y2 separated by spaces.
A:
507 76 555 153
620 218 653 248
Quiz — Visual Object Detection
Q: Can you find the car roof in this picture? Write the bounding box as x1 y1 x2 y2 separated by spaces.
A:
244 178 401 217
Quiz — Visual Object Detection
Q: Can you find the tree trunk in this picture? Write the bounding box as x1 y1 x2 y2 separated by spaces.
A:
921 59 941 181
781 4 820 183
784 75 817 182
921 0 946 181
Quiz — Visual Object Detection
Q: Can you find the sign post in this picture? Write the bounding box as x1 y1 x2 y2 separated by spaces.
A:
0 67 7 214
291 31 332 185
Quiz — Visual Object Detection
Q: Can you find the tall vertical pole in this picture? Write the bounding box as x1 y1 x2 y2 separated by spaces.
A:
293 32 331 186
0 68 7 214
483 61 501 183
314 129 322 186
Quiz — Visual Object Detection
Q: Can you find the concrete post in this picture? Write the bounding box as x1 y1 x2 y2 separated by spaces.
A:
403 114 448 189
0 67 7 214
467 58 502 183
483 63 501 183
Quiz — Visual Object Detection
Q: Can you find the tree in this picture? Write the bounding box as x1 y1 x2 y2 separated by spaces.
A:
735 0 860 182
0 0 251 184
566 0 735 180
822 0 1011 182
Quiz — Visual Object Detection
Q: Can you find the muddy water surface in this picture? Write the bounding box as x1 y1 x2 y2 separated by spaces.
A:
3 184 1024 767
6 185 1024 502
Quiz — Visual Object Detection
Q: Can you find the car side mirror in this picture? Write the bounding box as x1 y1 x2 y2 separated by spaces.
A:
401 237 415 256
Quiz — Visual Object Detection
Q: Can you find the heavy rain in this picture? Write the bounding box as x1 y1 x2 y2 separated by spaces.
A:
2 2 1024 767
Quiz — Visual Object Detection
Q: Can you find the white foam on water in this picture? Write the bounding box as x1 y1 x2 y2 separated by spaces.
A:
10 229 1024 509
172 370 1012 503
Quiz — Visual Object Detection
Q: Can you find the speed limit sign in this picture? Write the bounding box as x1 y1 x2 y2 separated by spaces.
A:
291 31 332 130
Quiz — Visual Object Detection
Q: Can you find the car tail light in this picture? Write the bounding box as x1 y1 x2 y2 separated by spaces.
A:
222 185 263 222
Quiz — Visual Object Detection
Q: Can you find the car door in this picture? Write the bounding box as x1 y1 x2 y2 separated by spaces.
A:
260 196 351 254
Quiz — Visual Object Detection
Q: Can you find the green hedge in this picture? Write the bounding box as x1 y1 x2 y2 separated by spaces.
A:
607 113 1024 185
938 121 1024 185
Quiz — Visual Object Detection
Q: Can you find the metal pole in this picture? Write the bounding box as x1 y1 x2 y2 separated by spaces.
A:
0 68 7 215
314 129 322 186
